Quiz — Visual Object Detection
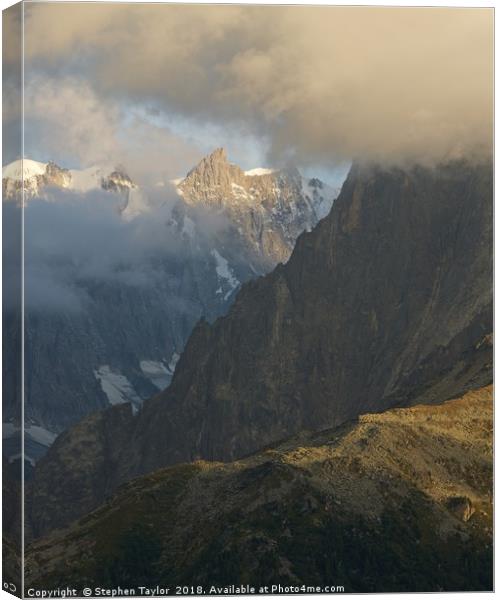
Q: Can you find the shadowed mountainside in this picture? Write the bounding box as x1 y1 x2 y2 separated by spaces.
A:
29 159 493 538
26 386 493 593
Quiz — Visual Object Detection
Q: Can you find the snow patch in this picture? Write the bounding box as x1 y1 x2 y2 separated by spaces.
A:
140 352 180 390
9 453 35 467
68 165 110 192
301 177 338 221
140 360 171 390
168 352 180 374
3 421 57 462
245 168 275 177
121 188 150 220
2 422 19 439
2 159 47 181
211 249 240 301
94 365 141 406
25 424 58 447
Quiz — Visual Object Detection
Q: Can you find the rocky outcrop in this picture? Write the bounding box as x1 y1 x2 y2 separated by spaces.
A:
129 159 493 471
26 386 493 592
446 496 476 522
177 148 337 265
43 162 72 189
29 158 493 536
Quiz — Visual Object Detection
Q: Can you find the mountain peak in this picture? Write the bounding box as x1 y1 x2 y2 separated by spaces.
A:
182 147 243 195
185 147 232 179
175 148 339 263
208 147 227 163
2 159 48 181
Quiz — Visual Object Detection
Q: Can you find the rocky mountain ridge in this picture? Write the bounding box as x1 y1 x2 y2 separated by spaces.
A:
3 151 338 461
3 159 136 203
28 158 493 535
176 148 336 265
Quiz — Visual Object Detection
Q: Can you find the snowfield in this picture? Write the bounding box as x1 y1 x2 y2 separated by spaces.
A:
94 365 141 406
212 249 240 300
2 159 47 181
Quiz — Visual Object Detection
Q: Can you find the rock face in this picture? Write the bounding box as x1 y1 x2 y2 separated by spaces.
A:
3 152 336 459
129 159 493 471
29 158 493 536
26 386 493 593
177 148 337 265
446 496 476 522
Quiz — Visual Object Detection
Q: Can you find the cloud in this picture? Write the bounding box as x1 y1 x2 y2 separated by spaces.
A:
25 265 90 313
17 184 232 313
25 77 122 167
21 189 174 312
23 4 493 166
3 4 22 163
116 114 204 186
23 78 202 183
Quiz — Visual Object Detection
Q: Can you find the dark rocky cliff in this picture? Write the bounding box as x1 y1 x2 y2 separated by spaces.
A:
129 159 493 469
30 159 493 537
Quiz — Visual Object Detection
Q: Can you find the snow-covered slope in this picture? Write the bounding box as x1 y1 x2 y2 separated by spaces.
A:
3 421 58 466
3 159 49 198
68 165 113 192
2 159 47 180
2 159 139 210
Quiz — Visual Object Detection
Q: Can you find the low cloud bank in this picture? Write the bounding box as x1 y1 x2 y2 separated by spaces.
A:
21 5 494 166
7 186 229 313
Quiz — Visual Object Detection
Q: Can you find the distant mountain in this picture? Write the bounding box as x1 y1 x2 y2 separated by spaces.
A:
28 158 492 536
2 152 338 461
26 386 493 592
4 159 133 200
3 152 337 241
176 148 337 266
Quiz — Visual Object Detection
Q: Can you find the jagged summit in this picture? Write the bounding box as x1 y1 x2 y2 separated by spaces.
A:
182 147 243 192
180 148 301 192
186 147 228 176
176 148 339 263
199 146 228 164
196 146 229 167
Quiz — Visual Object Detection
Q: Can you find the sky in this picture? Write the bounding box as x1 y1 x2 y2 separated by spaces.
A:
2 4 494 188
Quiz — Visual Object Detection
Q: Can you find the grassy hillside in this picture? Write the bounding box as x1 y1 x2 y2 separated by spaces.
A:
26 386 493 593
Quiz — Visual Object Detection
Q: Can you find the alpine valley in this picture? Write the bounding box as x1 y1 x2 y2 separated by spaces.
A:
2 149 339 463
